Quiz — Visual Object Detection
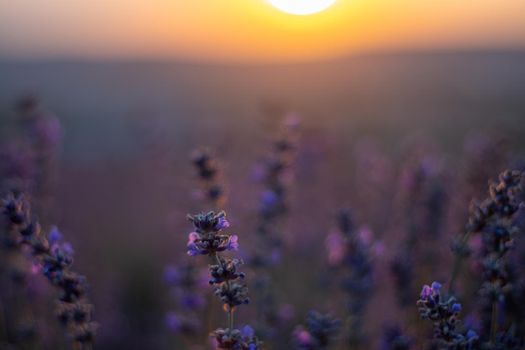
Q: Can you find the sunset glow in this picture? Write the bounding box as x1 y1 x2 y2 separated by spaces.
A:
0 0 524 63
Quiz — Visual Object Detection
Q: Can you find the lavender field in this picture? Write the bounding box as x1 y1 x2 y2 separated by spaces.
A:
1 51 525 350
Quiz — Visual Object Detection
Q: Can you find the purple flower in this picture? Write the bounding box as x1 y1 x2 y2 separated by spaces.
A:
181 294 205 309
293 327 312 347
226 235 239 251
215 216 230 230
163 265 180 285
452 303 462 313
417 281 472 348
466 329 478 341
420 285 432 299
34 115 62 149
325 231 345 266
186 232 202 256
165 312 182 332
242 325 255 338
269 248 281 264
48 226 63 245
261 190 278 204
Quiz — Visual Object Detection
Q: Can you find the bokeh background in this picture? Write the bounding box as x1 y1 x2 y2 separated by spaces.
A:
1 0 525 349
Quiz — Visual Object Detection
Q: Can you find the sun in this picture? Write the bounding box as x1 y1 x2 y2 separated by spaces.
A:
267 0 337 15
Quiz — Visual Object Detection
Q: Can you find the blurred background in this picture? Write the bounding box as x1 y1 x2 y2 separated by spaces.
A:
0 0 525 349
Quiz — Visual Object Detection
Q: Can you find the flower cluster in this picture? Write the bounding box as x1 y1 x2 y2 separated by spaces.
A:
247 116 300 341
292 311 341 350
251 115 300 264
475 170 524 342
1 96 62 198
186 210 260 349
451 170 523 261
191 149 226 207
254 115 300 225
1 193 96 347
475 172 523 286
417 281 478 349
449 170 524 343
212 325 262 350
187 211 238 257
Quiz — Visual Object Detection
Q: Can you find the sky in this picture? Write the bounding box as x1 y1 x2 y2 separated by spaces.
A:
0 0 524 63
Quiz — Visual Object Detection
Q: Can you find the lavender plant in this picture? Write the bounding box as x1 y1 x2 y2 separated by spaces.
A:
291 311 341 350
325 210 374 348
185 210 262 349
252 115 300 266
163 263 207 336
164 149 228 343
249 115 300 339
0 190 38 347
473 171 523 345
417 281 478 349
1 96 62 210
1 192 96 349
449 170 524 345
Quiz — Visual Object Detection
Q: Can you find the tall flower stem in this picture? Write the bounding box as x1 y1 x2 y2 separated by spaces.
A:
214 253 235 330
186 211 261 349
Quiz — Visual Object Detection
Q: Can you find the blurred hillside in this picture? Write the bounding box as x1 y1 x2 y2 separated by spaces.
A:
1 50 524 162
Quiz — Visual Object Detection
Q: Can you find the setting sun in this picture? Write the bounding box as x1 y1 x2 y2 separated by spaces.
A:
267 0 337 15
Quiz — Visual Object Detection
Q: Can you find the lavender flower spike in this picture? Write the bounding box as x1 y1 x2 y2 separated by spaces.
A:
417 281 478 349
185 210 262 349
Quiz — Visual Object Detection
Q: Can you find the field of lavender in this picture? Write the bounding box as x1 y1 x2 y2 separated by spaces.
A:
1 52 525 350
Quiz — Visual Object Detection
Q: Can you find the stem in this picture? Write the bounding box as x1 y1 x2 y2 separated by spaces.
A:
490 300 498 343
0 299 9 344
448 231 473 294
229 307 234 330
72 341 82 350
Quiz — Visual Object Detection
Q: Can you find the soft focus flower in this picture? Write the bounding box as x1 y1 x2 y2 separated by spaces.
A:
325 231 345 266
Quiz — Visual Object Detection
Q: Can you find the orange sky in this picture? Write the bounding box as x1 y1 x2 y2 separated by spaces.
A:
0 0 524 63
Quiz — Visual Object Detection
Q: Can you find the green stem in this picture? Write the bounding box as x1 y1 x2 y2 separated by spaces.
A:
229 308 234 330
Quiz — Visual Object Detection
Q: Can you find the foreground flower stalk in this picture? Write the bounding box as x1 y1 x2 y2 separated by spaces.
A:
449 170 523 293
186 211 262 349
1 193 96 349
449 170 524 345
417 281 478 349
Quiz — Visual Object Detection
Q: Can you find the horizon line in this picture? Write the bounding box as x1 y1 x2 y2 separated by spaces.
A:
1 47 524 68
